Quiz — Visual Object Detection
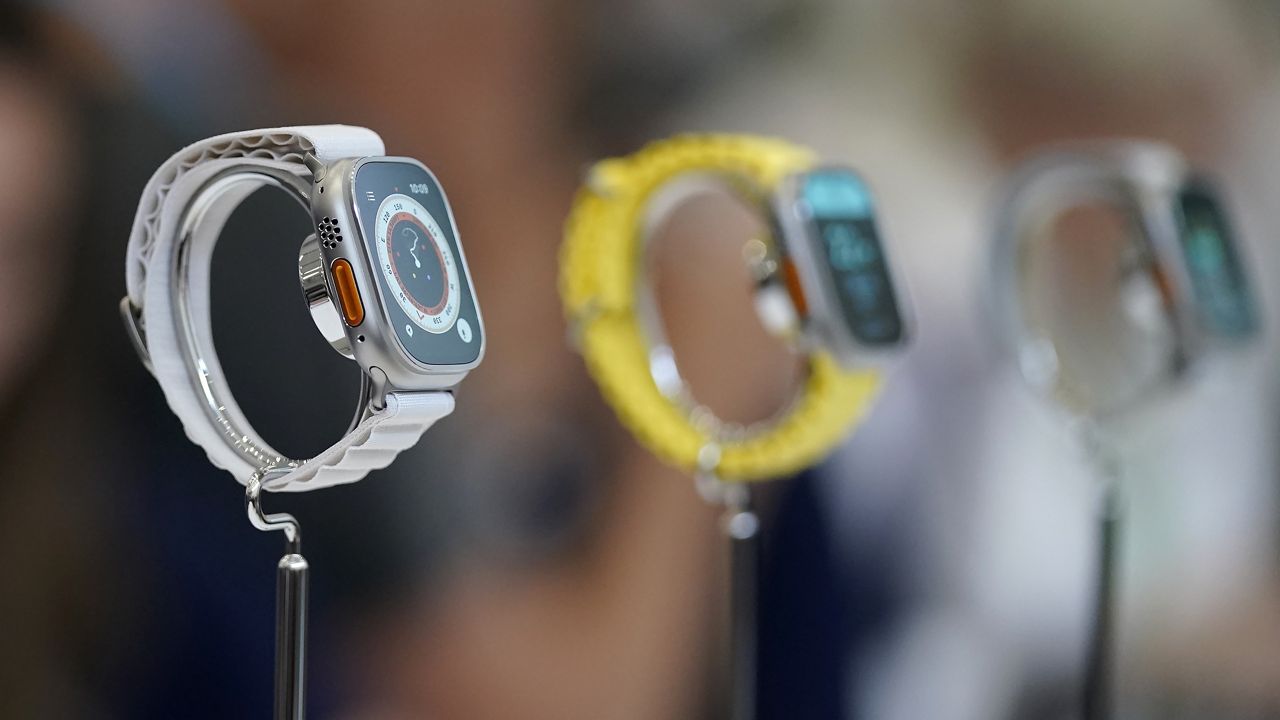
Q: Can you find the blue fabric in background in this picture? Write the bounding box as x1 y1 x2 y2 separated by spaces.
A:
757 470 901 720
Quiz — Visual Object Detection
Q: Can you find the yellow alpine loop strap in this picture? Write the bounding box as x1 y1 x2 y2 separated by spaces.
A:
560 134 881 482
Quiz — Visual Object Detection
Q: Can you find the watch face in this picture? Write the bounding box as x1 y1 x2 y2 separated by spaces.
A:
374 194 461 334
1175 181 1257 339
798 169 904 346
353 160 483 367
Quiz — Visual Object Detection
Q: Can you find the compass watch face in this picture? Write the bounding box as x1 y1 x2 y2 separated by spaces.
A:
797 169 904 347
353 159 483 367
375 194 460 333
1175 180 1257 340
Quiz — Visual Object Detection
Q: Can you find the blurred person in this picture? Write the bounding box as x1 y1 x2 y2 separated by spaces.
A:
8 2 1279 720
665 0 1280 717
0 7 207 717
0 3 301 717
1 0 830 718
0 9 75 393
211 4 708 719
0 6 91 717
215 4 842 718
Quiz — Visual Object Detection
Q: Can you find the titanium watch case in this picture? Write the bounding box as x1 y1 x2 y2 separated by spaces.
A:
989 141 1258 417
302 156 485 401
768 166 912 369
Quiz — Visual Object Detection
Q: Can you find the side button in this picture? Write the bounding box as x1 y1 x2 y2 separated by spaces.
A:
330 259 364 327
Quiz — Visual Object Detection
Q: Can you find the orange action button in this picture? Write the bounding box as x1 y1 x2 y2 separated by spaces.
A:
330 258 364 326
782 257 808 318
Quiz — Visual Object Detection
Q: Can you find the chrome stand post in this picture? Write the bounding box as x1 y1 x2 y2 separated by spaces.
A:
1078 425 1123 720
697 444 760 720
247 473 308 720
724 488 760 720
1083 480 1121 720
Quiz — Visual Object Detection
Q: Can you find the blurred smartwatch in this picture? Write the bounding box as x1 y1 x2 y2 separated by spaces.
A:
990 140 1257 416
123 125 485 491
561 134 909 482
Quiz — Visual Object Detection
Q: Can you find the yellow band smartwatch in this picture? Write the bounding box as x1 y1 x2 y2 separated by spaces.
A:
560 134 909 482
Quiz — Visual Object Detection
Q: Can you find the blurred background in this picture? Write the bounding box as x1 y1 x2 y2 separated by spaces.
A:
2 1 1280 718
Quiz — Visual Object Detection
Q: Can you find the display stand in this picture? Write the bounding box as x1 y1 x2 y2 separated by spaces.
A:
247 474 309 720
697 450 761 720
1078 427 1123 720
987 141 1258 720
1083 481 1120 720
726 492 760 720
560 137 895 720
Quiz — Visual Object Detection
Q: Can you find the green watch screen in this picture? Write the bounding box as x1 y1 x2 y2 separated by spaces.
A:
1175 181 1257 339
801 170 904 346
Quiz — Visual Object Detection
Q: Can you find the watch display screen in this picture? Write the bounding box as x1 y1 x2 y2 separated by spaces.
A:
353 160 483 366
800 170 904 346
1175 181 1256 339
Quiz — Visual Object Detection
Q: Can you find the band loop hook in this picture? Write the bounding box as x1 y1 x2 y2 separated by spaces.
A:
247 471 302 555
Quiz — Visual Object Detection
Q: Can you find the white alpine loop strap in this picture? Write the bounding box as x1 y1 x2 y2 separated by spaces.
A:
989 141 1197 418
125 126 455 492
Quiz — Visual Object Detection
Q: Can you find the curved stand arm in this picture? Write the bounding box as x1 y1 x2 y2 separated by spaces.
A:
247 473 308 720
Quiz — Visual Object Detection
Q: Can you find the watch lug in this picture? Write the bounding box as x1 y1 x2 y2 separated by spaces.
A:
368 366 390 411
119 297 154 374
303 152 325 182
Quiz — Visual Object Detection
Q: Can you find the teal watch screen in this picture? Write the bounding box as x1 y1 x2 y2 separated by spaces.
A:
802 170 903 345
1176 181 1257 339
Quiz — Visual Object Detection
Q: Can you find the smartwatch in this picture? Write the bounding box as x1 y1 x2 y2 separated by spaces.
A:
990 140 1257 416
561 134 909 482
123 125 485 492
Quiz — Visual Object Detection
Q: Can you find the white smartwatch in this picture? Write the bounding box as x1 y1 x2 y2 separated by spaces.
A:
122 125 485 492
990 140 1257 416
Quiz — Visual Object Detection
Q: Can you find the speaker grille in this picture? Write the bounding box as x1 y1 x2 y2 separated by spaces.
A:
318 216 344 250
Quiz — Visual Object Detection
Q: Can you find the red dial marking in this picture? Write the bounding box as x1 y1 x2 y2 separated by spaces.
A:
386 212 450 315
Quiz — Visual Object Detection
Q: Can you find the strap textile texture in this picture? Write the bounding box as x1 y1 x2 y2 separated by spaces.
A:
561 134 880 482
126 125 384 305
